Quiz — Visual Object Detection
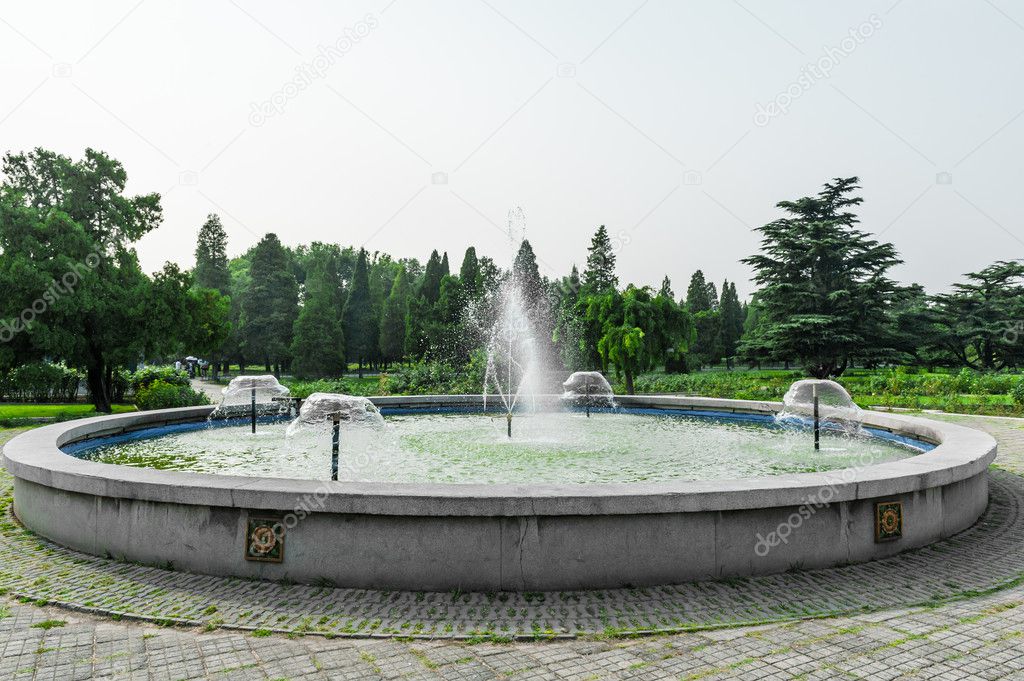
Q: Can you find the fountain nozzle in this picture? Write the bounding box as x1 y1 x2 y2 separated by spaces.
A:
506 412 512 438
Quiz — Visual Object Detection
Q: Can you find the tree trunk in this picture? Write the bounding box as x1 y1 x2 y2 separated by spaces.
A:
86 360 112 413
625 370 635 395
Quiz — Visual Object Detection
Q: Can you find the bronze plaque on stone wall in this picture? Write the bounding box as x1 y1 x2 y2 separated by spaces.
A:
245 516 285 563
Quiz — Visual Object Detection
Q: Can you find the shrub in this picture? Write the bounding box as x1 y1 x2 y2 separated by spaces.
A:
0 362 82 403
1013 379 1024 407
134 380 210 411
130 366 190 392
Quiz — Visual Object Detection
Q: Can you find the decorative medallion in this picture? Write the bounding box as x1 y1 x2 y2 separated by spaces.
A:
245 516 284 562
875 501 903 543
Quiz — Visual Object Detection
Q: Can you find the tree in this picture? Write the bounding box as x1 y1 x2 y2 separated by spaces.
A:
685 271 713 312
512 239 543 301
592 286 692 394
459 247 481 299
193 214 232 377
0 148 162 411
582 225 618 292
420 250 444 304
741 177 902 378
930 261 1024 370
290 246 345 379
342 248 377 376
718 281 744 368
379 267 409 368
659 275 674 299
194 214 231 295
240 233 298 375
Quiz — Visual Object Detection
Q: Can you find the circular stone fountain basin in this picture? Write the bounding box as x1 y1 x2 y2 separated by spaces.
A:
62 408 927 484
2 395 996 592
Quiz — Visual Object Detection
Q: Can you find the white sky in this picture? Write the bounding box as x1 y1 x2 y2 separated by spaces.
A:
1 0 1022 298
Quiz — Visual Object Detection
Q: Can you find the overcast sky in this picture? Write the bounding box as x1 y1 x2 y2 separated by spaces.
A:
1 0 1022 298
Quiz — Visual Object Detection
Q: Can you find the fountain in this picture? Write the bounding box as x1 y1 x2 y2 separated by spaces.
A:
6 298 992 592
561 371 615 416
777 379 864 449
286 393 384 480
211 375 291 432
482 281 539 438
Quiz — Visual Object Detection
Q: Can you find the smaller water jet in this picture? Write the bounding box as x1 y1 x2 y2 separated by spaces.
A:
211 375 291 432
561 371 616 417
286 393 385 480
777 379 863 449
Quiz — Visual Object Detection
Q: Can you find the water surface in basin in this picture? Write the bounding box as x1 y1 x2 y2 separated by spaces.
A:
63 409 928 484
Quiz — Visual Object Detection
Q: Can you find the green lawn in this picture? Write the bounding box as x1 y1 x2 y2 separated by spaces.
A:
0 403 136 427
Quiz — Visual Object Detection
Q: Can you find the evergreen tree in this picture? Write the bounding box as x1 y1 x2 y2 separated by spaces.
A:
379 267 409 367
583 225 618 292
659 275 674 299
930 261 1024 370
459 247 481 299
291 294 345 379
342 248 377 377
718 281 744 368
194 214 231 295
685 271 712 312
290 246 345 379
512 239 543 300
440 251 450 278
240 233 299 375
741 177 902 378
420 250 444 304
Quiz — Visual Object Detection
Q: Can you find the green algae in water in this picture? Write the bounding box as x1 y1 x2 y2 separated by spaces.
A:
70 411 919 485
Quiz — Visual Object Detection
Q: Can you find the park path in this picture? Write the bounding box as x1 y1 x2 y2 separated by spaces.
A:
0 416 1022 679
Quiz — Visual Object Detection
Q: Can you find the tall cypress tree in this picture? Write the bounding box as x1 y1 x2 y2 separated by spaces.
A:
420 250 444 304
194 214 231 295
342 248 377 377
241 233 299 375
685 271 712 312
379 267 409 368
459 247 481 299
659 275 674 299
718 280 744 368
583 225 618 292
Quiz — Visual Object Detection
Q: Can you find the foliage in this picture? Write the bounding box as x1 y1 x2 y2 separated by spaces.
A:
194 214 231 295
133 379 209 411
0 148 167 412
239 233 298 372
0 362 82 402
582 225 618 293
341 248 376 372
929 261 1024 370
741 177 902 378
129 366 190 391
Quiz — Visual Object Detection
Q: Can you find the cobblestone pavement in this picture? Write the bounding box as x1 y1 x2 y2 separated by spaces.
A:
0 415 1022 678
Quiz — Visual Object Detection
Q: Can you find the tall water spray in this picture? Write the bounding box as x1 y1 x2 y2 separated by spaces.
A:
483 281 539 438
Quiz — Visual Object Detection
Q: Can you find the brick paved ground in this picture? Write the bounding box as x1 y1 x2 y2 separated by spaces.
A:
1 415 1023 679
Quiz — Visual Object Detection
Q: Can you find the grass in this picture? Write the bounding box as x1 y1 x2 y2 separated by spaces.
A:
0 403 136 429
628 367 1024 417
0 404 136 419
30 619 66 630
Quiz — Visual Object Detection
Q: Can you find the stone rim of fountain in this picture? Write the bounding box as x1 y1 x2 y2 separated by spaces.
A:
4 394 995 516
